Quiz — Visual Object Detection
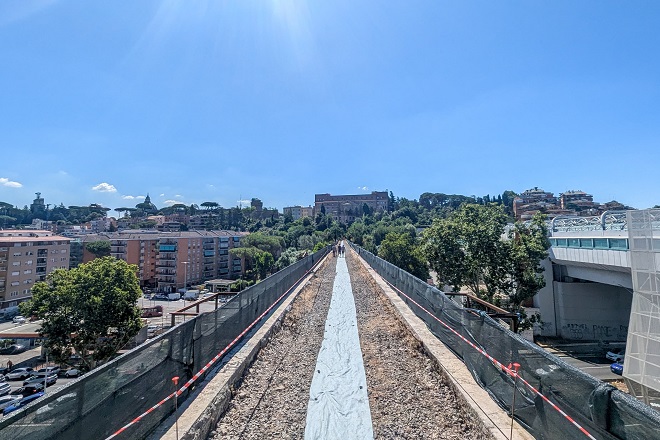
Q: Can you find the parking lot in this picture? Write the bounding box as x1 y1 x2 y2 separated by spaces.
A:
537 340 625 382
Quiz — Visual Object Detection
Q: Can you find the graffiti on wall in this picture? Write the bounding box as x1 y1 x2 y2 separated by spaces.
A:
561 323 628 341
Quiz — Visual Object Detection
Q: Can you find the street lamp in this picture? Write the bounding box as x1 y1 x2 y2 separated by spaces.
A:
182 261 189 291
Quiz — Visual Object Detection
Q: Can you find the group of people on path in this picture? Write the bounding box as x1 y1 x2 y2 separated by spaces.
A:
332 242 346 258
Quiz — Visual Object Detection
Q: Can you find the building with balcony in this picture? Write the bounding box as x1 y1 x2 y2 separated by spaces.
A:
81 230 247 292
0 230 70 309
314 191 389 224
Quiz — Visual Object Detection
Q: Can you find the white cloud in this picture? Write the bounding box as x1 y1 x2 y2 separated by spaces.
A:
0 178 22 188
357 186 369 191
122 195 145 200
92 182 117 193
237 199 251 205
159 193 165 197
163 199 180 206
174 194 183 198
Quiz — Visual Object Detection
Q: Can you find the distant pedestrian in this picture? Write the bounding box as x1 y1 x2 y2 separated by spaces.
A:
332 246 337 257
341 244 345 257
7 360 12 370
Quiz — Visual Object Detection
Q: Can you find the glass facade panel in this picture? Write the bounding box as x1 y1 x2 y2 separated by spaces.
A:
594 238 609 249
610 238 629 250
580 238 594 248
568 238 580 248
557 238 568 247
159 245 176 252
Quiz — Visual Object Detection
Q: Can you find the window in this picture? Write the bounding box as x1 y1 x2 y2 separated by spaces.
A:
609 239 628 250
12 252 20 257
10 282 19 286
26 260 33 265
12 262 19 266
11 271 19 276
580 239 593 248
60 249 67 254
594 238 608 249
568 238 580 248
23 269 31 274
10 292 18 298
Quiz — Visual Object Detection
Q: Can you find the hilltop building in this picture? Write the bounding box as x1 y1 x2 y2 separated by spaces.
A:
283 206 314 221
315 191 389 223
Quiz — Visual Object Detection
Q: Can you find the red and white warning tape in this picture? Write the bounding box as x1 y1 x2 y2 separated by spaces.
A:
381 277 597 440
105 255 326 440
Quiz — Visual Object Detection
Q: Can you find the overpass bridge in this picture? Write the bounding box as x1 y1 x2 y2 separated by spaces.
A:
533 209 660 408
1 244 659 440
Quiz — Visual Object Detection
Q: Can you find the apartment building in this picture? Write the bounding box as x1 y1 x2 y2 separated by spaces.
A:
283 205 314 221
81 230 247 292
314 191 389 223
0 230 70 309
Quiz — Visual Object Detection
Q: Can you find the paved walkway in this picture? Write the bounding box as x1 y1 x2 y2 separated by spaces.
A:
304 254 373 440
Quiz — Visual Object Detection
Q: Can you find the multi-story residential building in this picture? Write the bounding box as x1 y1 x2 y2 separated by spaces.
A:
283 206 314 221
81 230 247 292
0 230 70 309
314 192 389 223
559 190 597 211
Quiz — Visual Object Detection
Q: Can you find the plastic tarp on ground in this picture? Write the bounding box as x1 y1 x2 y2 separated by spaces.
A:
305 256 373 440
351 243 660 440
0 248 328 440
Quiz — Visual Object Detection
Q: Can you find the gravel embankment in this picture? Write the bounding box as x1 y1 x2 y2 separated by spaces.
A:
211 251 492 439
346 251 492 440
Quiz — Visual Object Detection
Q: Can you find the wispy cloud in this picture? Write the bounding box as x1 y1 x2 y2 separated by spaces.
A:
92 182 117 193
163 199 182 206
357 186 369 191
0 178 23 188
159 193 165 197
174 194 183 198
237 199 251 205
122 195 145 200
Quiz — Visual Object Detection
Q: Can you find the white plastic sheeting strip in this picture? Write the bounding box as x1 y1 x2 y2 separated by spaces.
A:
304 255 374 440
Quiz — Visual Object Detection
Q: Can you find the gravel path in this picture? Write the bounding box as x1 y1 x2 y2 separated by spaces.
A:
210 252 492 439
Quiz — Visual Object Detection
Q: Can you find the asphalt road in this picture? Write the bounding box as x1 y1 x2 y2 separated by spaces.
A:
540 345 622 382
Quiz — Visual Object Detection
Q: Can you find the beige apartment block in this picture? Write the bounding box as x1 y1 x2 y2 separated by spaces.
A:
0 230 70 309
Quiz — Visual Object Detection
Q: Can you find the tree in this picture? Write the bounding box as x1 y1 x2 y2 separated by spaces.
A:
20 257 143 370
422 204 549 331
85 240 111 258
422 204 510 302
378 232 429 280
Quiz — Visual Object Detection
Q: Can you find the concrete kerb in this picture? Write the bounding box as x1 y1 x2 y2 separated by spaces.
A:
149 254 331 440
352 250 534 440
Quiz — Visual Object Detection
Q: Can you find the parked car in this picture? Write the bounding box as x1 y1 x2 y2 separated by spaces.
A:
0 382 10 397
152 294 169 301
24 374 57 387
6 368 34 380
606 349 625 363
3 392 44 416
611 361 624 375
0 344 28 355
0 396 20 411
62 368 81 378
37 366 60 376
12 316 26 324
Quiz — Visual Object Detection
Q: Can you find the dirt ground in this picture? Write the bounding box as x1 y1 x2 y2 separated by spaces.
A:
210 251 491 439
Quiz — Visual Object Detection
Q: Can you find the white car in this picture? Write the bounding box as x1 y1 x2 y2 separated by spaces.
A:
6 368 34 380
12 316 26 324
606 349 625 363
63 368 81 378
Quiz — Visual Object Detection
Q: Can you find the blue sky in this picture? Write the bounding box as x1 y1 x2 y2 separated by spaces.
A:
1 1 659 213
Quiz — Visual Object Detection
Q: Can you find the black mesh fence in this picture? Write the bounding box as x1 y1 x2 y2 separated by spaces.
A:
351 244 660 440
0 248 328 440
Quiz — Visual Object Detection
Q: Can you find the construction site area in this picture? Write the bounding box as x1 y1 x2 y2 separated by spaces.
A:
1 245 659 440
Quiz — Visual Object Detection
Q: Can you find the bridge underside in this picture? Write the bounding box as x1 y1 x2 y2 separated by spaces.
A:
534 259 633 341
